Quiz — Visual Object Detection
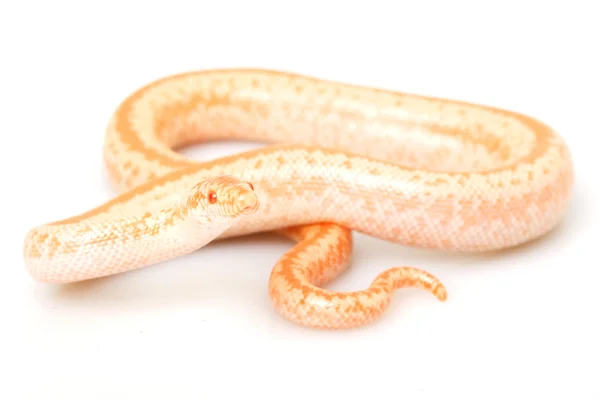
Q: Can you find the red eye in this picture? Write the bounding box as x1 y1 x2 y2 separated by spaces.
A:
248 182 254 190
207 191 217 204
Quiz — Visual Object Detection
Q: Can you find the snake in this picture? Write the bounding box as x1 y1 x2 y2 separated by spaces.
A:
22 69 574 329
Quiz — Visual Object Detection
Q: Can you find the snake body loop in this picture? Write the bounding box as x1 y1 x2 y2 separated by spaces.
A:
23 69 574 329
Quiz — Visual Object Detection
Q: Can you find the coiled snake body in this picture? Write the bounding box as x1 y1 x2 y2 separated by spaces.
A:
23 69 574 329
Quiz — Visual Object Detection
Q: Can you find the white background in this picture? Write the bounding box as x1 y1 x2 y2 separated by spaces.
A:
1 1 598 399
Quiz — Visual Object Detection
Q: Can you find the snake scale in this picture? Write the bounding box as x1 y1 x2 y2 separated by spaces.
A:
22 69 574 329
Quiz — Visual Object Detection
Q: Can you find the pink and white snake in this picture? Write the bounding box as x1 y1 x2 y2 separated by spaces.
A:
22 69 574 329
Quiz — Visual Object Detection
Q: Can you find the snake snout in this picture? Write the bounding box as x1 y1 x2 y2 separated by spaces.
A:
232 184 259 216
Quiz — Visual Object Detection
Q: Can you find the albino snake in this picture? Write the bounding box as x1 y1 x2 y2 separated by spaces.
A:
22 69 574 329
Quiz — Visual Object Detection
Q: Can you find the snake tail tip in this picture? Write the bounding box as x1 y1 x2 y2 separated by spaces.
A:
436 286 448 302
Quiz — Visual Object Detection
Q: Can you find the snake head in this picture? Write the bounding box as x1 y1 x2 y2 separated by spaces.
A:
184 176 259 222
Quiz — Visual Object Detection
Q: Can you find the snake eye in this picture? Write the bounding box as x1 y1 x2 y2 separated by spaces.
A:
248 182 254 191
207 191 217 204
